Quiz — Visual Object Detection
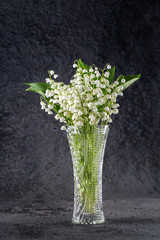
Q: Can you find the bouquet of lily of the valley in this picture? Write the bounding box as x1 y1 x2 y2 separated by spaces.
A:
25 59 141 224
25 59 141 130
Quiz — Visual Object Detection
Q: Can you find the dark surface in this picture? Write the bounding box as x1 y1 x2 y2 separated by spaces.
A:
0 198 160 240
0 0 160 225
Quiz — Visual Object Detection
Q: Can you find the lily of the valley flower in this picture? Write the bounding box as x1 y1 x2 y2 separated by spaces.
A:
32 60 140 130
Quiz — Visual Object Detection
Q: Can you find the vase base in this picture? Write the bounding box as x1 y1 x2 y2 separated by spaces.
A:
72 214 105 225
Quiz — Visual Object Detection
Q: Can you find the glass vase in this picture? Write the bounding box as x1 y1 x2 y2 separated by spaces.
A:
66 125 109 224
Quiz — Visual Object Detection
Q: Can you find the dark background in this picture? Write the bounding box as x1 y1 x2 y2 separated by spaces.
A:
0 0 160 206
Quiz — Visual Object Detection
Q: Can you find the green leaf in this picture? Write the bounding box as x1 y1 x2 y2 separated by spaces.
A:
24 82 50 97
108 66 115 84
27 88 46 98
77 59 90 71
24 82 50 91
53 104 60 113
117 74 141 90
25 82 60 113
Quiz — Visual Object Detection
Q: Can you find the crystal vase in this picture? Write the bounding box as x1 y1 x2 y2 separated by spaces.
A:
66 125 109 224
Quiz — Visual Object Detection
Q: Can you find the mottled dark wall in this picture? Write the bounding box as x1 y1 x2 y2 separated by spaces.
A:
0 0 160 204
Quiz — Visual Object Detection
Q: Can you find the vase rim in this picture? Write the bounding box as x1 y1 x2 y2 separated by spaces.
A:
66 125 109 127
65 125 109 133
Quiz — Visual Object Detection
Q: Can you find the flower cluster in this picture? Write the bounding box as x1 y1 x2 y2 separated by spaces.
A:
40 61 126 130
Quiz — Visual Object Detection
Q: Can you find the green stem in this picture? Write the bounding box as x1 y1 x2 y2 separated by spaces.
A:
68 125 106 215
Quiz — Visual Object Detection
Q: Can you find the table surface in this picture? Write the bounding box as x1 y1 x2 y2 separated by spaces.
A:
0 198 160 240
